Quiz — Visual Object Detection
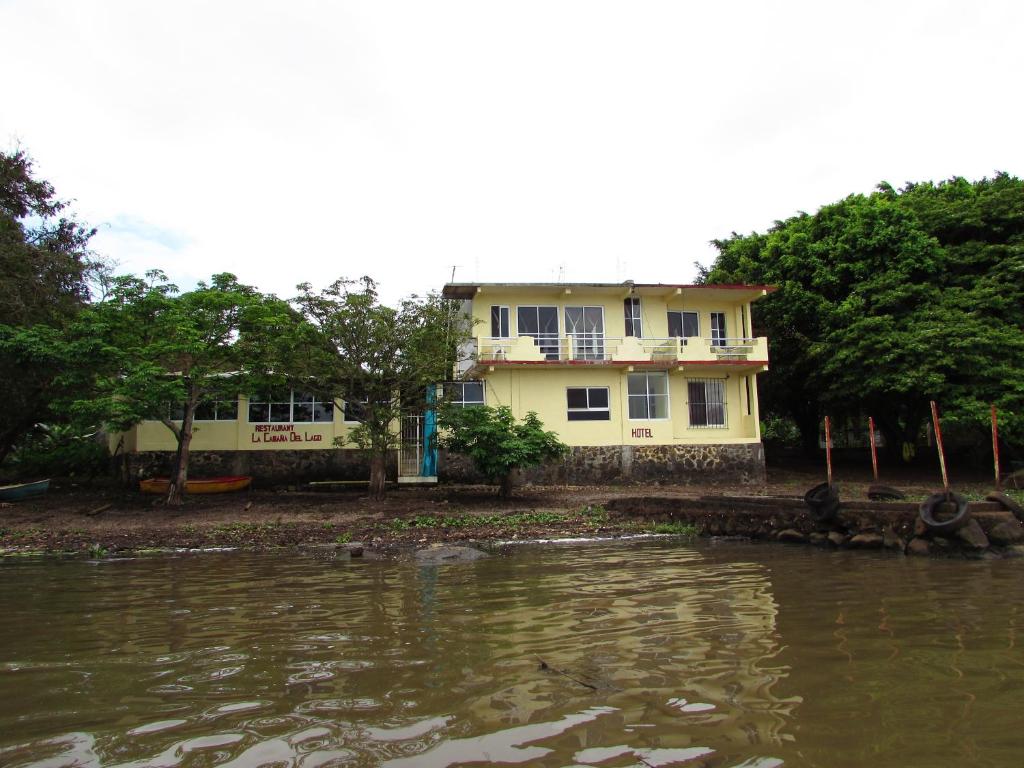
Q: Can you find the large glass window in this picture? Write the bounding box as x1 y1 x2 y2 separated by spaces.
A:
194 399 238 421
444 381 485 408
564 306 605 360
627 372 669 419
667 310 699 339
249 390 334 423
688 379 727 427
517 306 560 359
624 297 642 337
566 387 610 421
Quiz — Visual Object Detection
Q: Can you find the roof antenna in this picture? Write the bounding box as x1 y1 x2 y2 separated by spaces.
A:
557 263 565 283
450 265 458 283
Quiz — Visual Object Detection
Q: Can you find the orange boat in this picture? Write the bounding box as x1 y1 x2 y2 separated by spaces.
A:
139 476 252 495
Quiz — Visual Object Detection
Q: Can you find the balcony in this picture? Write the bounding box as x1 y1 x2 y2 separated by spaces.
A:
467 335 768 370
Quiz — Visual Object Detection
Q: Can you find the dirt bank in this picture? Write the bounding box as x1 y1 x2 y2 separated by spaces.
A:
1 467 1020 557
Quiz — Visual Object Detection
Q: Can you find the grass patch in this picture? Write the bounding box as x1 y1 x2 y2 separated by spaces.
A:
649 521 698 536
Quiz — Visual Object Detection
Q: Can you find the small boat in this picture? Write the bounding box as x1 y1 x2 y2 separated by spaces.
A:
0 479 51 501
139 476 252 495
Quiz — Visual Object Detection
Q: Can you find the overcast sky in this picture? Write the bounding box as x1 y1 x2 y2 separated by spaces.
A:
2 1 1022 303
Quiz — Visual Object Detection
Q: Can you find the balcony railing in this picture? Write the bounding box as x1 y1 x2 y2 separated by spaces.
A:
473 335 767 365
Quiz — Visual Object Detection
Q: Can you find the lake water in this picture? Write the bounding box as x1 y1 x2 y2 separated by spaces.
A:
1 540 1022 767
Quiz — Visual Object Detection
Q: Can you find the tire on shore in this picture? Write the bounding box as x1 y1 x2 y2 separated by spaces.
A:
986 491 1024 520
919 492 970 534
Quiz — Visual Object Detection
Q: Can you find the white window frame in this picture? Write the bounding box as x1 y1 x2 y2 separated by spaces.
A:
627 372 670 420
490 305 510 338
624 297 642 337
445 380 485 408
667 310 700 341
710 312 727 345
249 390 335 424
566 386 611 421
687 378 728 428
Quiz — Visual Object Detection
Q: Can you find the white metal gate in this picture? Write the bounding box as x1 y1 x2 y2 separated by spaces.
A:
399 415 423 477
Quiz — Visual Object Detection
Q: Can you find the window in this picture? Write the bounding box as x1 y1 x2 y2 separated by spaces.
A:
517 306 560 359
710 312 727 345
445 381 485 407
627 372 669 419
194 399 238 421
688 379 727 428
249 391 334 423
624 297 642 337
566 387 610 421
490 306 510 338
667 311 699 340
564 306 605 360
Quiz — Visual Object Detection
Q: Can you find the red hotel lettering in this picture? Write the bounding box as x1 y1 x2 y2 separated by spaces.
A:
631 428 653 438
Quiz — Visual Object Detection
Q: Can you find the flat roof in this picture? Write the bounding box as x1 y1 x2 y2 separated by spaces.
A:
441 281 775 300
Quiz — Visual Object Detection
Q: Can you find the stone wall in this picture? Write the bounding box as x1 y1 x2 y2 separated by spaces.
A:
439 443 766 486
122 449 390 486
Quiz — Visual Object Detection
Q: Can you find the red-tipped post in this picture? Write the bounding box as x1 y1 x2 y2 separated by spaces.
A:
992 404 1001 490
930 401 949 496
824 415 833 489
868 416 879 481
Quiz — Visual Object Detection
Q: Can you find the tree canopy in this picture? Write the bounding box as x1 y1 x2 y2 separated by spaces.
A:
294 277 467 499
0 149 97 466
704 173 1024 458
69 271 302 503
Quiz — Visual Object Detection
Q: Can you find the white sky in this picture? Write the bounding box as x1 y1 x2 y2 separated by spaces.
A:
2 0 1022 304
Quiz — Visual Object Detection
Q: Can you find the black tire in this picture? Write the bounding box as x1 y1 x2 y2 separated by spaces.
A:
986 491 1024 520
919 492 970 534
805 482 840 522
868 484 906 501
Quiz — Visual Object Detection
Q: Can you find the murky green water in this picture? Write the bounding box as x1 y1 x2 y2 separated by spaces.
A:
1 540 1022 767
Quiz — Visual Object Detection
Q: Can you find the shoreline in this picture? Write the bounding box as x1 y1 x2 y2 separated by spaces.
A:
2 471 1022 559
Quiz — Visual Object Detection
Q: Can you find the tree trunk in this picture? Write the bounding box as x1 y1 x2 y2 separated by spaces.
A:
167 393 198 506
368 451 387 500
499 472 514 498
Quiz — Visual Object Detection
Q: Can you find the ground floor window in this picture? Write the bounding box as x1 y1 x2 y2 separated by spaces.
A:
627 372 669 419
444 381 485 407
168 399 238 421
250 391 334 423
688 378 727 427
567 386 610 421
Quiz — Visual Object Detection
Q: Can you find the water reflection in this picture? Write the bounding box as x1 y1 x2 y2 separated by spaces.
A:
0 541 1020 766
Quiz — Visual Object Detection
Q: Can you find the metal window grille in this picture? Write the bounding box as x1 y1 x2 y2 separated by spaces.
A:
687 378 727 428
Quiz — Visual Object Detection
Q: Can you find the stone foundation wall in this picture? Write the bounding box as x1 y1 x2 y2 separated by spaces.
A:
123 449 391 486
440 443 766 486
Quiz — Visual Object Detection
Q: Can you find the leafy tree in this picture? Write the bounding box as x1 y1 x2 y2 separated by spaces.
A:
0 149 97 467
704 173 1024 459
70 271 302 504
294 277 467 500
437 405 568 497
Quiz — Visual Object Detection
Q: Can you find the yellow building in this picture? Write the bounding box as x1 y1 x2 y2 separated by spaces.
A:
440 281 771 484
117 279 771 485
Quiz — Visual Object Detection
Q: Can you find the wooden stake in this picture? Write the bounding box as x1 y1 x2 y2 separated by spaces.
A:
930 401 949 495
992 404 1001 491
868 416 879 481
824 415 833 488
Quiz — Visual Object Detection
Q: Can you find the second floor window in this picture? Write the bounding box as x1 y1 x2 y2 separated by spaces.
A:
444 381 485 407
624 297 642 337
490 305 510 337
667 310 699 339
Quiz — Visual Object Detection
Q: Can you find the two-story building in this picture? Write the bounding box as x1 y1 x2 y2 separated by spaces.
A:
439 281 772 484
115 279 772 486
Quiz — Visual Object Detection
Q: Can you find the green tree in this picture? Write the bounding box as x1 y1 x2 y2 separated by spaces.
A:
294 277 467 500
437 405 568 497
704 174 1024 459
0 149 97 467
70 271 302 504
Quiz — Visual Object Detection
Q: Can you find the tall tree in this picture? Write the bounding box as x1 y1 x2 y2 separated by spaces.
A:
705 174 1024 458
70 272 302 504
294 277 467 500
0 149 96 467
